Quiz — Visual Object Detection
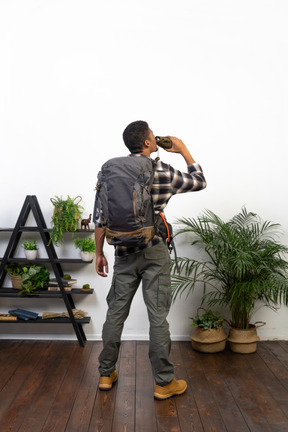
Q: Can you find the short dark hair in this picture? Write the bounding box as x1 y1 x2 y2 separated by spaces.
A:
123 120 150 153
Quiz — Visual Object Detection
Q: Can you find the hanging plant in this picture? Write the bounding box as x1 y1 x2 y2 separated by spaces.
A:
49 195 84 246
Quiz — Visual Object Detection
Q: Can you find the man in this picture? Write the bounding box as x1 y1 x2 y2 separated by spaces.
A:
94 120 207 399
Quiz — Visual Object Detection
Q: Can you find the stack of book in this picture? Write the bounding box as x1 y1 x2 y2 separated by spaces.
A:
47 277 77 292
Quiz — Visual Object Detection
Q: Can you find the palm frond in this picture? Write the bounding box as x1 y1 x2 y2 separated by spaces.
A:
171 207 288 328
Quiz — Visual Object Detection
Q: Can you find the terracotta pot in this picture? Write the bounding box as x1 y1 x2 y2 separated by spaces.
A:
190 326 227 353
227 325 260 354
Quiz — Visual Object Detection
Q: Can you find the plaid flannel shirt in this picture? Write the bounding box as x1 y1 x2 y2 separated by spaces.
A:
94 159 207 256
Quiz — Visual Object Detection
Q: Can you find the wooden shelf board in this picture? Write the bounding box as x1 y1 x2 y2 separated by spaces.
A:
0 288 94 298
0 227 94 233
4 258 93 264
0 317 91 324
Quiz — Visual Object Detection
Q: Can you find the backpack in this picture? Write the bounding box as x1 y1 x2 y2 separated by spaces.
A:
93 155 156 247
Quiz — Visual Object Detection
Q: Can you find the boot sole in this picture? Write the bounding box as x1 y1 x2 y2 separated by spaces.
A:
154 383 187 400
99 382 117 391
99 379 118 391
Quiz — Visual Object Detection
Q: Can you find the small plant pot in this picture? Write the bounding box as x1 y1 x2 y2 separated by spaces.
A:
24 250 38 260
9 274 22 290
227 325 260 354
190 327 227 353
80 251 93 262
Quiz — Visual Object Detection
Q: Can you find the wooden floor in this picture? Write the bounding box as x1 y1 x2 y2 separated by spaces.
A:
0 340 288 431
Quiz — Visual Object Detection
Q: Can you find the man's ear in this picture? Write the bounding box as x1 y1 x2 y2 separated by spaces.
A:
143 139 150 148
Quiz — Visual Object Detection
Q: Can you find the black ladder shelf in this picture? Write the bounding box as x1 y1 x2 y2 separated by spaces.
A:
0 195 93 347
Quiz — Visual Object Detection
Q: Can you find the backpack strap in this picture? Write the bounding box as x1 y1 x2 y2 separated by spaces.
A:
155 212 180 273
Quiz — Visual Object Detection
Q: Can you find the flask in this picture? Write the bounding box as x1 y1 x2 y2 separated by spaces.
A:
155 136 172 149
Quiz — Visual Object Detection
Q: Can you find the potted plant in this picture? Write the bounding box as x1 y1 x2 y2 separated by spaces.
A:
5 263 50 294
74 237 96 261
20 264 50 296
5 263 23 289
190 308 227 353
22 240 38 260
171 207 288 354
49 195 84 246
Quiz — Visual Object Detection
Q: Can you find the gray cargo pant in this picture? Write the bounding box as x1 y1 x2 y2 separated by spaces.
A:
98 239 175 386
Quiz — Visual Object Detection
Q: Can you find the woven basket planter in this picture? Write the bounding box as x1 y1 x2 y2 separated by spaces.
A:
190 327 227 353
227 325 260 354
10 274 22 290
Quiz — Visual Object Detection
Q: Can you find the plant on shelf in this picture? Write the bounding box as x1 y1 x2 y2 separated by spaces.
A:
6 263 23 277
171 207 288 353
5 263 50 294
22 240 37 250
81 283 92 291
20 264 50 296
74 237 96 261
190 308 227 353
5 263 24 289
22 239 38 260
49 195 84 246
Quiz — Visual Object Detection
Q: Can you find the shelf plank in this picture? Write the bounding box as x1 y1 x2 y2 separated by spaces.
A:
4 258 93 264
0 288 94 298
0 227 94 233
0 316 91 324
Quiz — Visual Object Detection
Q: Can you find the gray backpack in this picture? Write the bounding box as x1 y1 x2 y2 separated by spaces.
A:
94 155 156 247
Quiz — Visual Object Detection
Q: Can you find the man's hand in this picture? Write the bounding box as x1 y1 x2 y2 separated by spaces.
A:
96 254 109 277
95 226 108 277
165 136 196 165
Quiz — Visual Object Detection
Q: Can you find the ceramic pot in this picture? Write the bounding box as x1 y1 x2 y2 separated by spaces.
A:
80 251 93 262
25 250 37 260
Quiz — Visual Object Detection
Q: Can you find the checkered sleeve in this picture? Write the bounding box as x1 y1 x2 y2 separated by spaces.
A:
92 191 104 228
170 163 207 194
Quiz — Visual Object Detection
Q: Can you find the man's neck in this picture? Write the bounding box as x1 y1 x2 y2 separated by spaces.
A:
131 149 151 158
139 148 152 157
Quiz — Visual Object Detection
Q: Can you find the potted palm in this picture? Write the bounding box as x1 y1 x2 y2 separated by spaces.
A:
73 237 96 261
22 240 38 260
190 308 227 353
49 195 84 246
171 207 288 353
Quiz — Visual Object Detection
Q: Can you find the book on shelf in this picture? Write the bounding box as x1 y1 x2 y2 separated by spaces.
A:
49 278 77 285
0 314 17 321
8 309 39 321
48 286 72 291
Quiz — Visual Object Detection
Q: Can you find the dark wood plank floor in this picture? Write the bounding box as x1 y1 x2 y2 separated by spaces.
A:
0 340 288 431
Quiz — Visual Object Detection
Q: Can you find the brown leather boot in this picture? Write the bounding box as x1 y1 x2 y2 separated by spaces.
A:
99 370 118 390
154 378 187 400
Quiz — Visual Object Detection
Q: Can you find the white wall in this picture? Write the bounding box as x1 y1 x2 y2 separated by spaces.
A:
0 0 287 341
